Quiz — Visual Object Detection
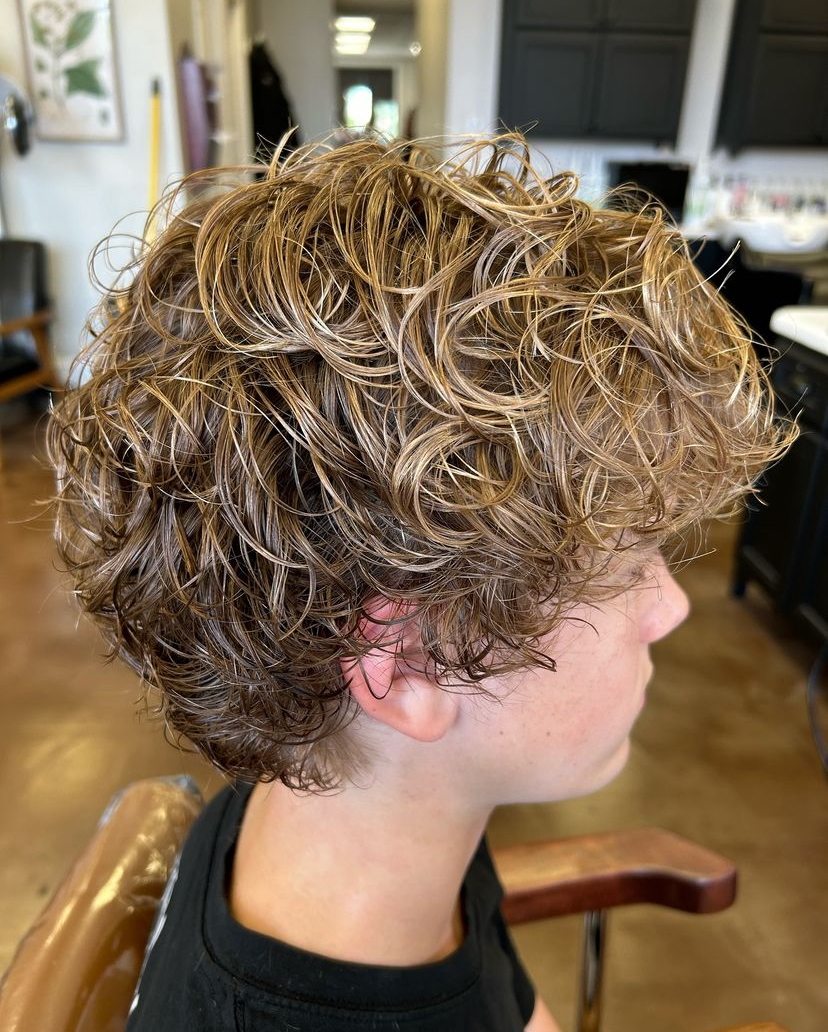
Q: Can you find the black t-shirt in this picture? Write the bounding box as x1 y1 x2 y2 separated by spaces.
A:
126 782 536 1032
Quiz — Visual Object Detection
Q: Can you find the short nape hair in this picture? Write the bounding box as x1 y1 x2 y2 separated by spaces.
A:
46 130 794 792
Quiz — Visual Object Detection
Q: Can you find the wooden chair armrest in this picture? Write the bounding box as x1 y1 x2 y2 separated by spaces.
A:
0 308 53 336
494 827 737 925
708 1025 790 1032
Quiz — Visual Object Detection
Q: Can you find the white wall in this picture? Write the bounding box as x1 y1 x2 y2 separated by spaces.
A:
414 0 449 138
444 0 502 137
249 0 335 144
0 0 184 375
216 0 254 165
396 58 419 135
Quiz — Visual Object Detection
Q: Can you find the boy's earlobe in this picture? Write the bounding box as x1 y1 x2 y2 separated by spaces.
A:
341 598 458 743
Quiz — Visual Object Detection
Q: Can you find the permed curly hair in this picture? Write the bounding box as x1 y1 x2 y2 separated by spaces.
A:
46 131 794 791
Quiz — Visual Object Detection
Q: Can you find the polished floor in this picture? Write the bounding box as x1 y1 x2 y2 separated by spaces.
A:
1 405 826 1032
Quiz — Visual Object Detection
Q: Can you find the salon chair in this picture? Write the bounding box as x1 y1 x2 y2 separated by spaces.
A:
0 777 790 1032
0 238 59 465
0 239 57 403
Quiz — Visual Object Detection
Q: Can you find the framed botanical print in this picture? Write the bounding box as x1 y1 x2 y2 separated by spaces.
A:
18 0 125 142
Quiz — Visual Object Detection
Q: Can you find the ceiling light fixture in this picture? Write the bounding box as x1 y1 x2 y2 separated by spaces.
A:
334 16 376 33
335 33 371 55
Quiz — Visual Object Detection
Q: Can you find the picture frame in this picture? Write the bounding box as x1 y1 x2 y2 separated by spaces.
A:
17 0 125 142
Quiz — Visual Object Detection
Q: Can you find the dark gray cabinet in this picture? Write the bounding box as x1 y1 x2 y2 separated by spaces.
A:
514 0 695 30
761 0 828 33
734 340 828 645
499 0 696 142
594 35 690 138
515 0 604 28
736 427 820 598
604 0 695 31
798 437 828 640
507 33 598 135
717 0 828 150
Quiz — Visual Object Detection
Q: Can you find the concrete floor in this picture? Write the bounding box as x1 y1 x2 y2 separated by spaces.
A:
1 405 826 1031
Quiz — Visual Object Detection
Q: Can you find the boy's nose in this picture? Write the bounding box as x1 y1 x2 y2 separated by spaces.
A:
640 560 691 644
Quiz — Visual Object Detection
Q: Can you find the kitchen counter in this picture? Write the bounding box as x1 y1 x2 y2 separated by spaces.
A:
770 306 828 358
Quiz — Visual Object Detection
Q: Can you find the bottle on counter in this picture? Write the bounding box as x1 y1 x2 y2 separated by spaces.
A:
683 157 714 234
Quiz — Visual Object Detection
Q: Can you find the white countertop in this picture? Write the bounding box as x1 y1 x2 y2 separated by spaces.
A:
769 307 828 358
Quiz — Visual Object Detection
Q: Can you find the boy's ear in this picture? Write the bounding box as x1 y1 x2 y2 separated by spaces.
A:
340 597 459 743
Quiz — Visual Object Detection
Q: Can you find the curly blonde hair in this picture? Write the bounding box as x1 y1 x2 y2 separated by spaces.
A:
46 131 794 791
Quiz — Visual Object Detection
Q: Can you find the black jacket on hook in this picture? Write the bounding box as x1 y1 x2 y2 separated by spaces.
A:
249 41 301 163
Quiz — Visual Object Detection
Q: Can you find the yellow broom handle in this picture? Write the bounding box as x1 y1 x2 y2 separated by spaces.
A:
147 78 161 239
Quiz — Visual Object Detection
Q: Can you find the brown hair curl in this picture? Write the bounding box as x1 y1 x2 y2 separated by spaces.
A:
46 131 795 790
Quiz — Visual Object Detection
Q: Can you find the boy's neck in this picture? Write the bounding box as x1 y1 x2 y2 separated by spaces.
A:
229 776 492 966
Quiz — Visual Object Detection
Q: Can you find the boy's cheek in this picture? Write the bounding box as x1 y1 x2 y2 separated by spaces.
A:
480 703 629 804
530 672 645 794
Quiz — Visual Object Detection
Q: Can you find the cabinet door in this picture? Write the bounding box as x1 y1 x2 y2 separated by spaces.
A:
744 36 828 146
738 430 821 602
499 32 599 135
592 34 689 140
605 0 696 31
514 0 605 29
761 0 828 33
796 437 828 640
718 0 828 150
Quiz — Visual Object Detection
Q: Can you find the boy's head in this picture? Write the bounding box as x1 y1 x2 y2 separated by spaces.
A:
47 131 792 798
